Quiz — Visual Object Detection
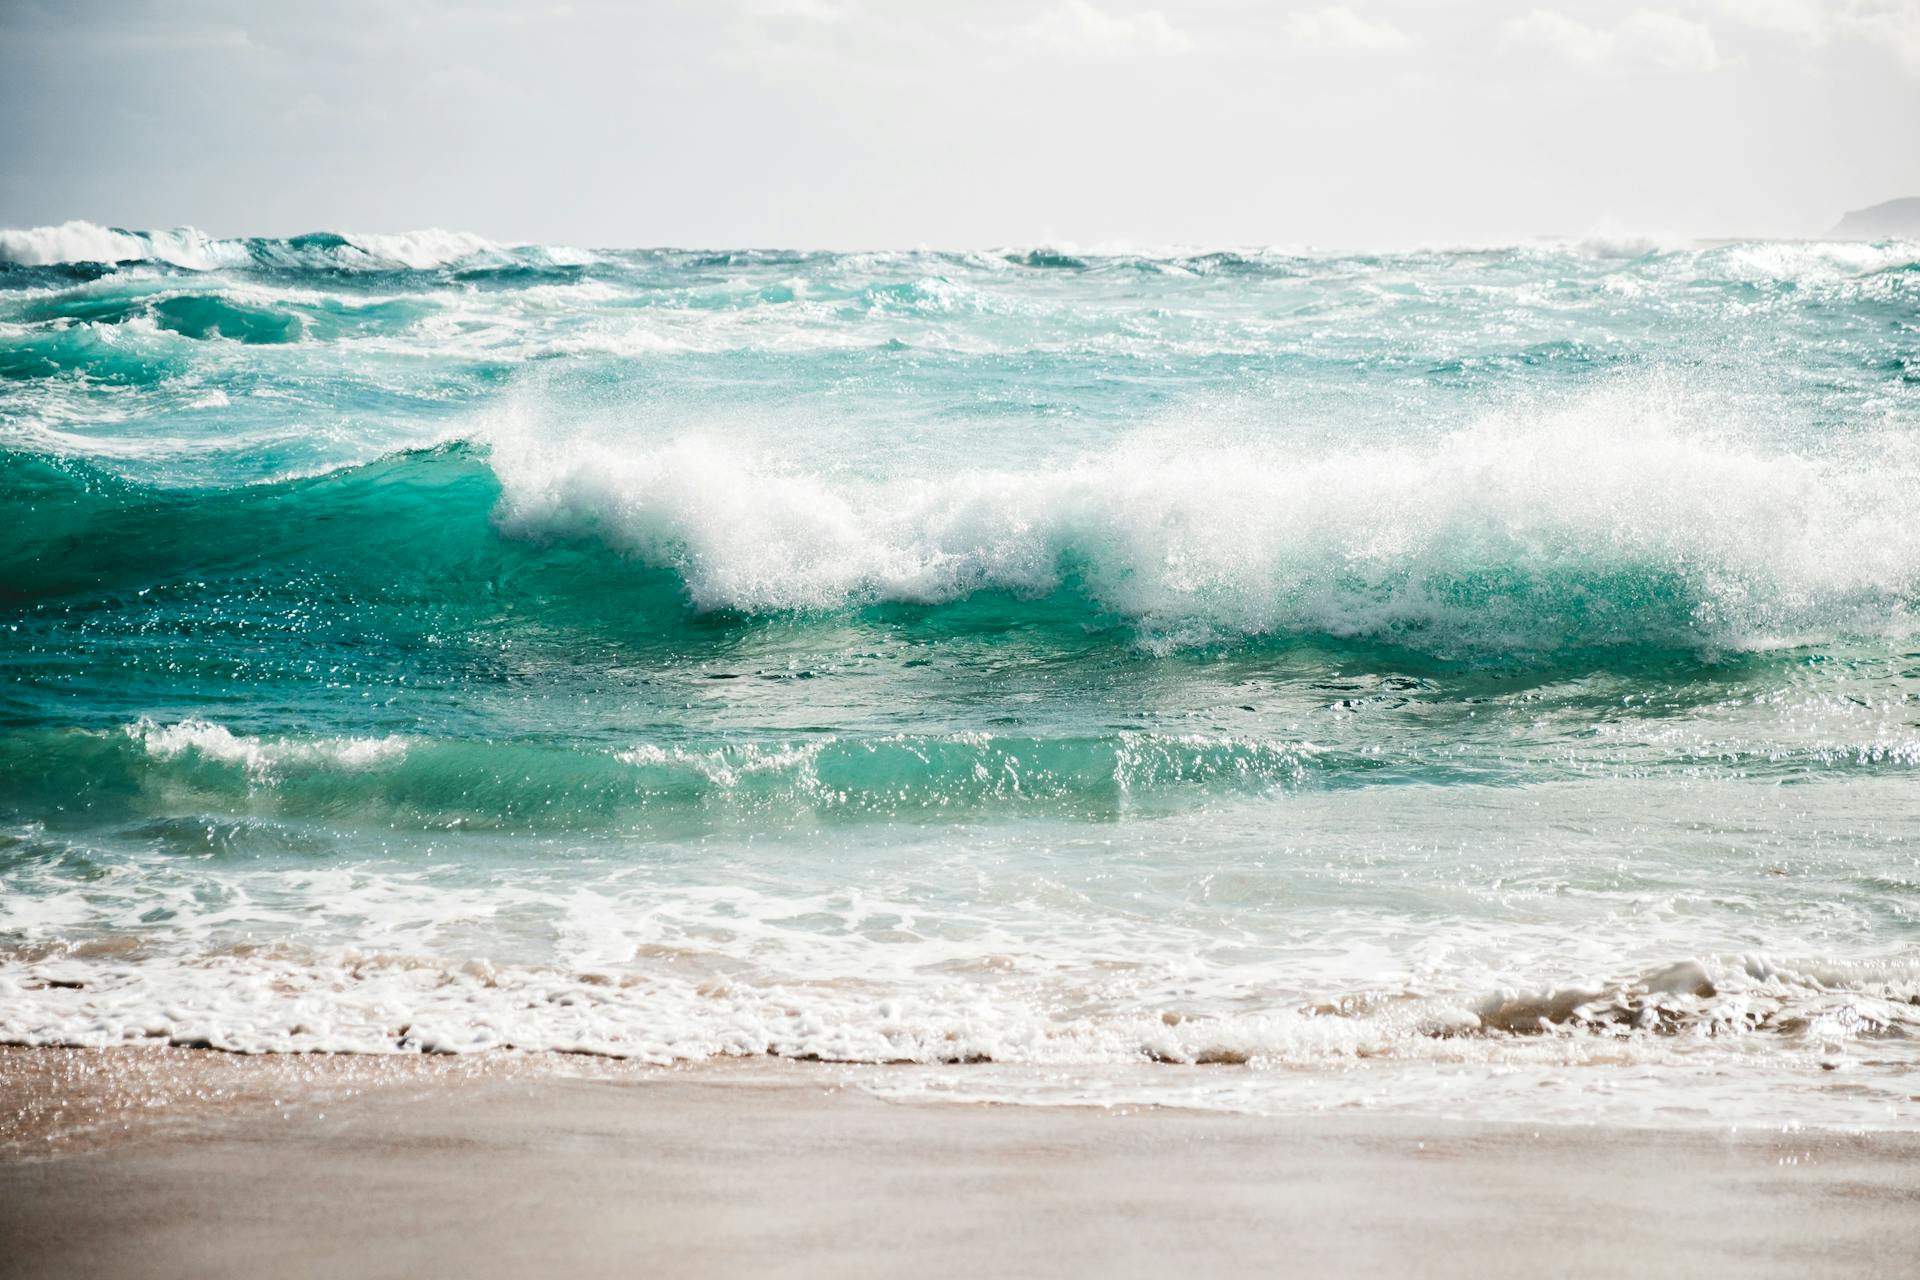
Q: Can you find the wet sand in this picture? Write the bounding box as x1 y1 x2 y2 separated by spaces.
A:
1 1046 1916 1279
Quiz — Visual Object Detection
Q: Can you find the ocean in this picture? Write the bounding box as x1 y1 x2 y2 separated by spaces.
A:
1 221 1916 1128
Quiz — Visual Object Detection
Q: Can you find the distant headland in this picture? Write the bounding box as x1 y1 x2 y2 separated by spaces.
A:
1827 197 1920 239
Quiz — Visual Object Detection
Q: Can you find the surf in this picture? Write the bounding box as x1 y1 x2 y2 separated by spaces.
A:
7 397 1919 660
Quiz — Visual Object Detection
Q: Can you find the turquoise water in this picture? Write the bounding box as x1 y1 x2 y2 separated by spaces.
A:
2 222 1917 1126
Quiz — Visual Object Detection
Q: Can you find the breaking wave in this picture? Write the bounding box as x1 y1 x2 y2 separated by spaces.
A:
7 395 1920 658
489 414 1920 655
0 220 590 272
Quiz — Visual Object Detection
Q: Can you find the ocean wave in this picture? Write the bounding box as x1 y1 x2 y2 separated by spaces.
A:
0 286 462 383
0 721 1348 831
7 387 1920 657
6 224 1913 285
336 228 505 270
0 221 593 273
1706 239 1920 282
1569 228 1692 259
3 707 1910 835
0 222 246 270
130 718 410 779
486 396 1920 654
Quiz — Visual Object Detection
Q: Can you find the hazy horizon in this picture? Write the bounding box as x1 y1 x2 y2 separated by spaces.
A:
4 0 1917 249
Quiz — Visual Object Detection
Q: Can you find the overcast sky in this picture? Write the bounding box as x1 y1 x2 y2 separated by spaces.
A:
2 0 1916 248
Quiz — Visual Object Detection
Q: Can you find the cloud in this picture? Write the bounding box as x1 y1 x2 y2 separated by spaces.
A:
1849 2 1920 75
1279 6 1411 52
1619 9 1723 69
1014 0 1193 56
741 0 851 21
1720 0 1831 41
1721 0 1920 77
1509 9 1614 62
1509 8 1721 71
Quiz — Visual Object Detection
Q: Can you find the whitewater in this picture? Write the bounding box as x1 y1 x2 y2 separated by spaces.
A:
2 222 1917 1127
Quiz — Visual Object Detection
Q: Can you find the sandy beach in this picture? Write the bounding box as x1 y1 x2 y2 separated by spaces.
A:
2 1046 1916 1280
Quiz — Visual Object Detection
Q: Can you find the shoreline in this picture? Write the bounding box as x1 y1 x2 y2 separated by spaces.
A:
3 1047 1917 1278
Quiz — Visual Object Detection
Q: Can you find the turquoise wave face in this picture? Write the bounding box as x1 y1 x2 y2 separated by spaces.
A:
2 224 1919 1124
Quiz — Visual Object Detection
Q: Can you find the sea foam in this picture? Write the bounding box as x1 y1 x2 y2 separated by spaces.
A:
130 718 410 780
0 221 245 270
485 387 1920 653
0 221 587 272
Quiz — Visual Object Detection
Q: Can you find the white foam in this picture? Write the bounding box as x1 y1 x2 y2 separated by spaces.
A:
0 221 590 273
1709 239 1919 281
341 229 505 270
3 936 1914 1127
0 221 244 270
129 718 409 780
1570 226 1692 259
613 739 831 788
482 384 1920 651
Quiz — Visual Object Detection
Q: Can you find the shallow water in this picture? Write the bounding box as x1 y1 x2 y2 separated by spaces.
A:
2 222 1917 1127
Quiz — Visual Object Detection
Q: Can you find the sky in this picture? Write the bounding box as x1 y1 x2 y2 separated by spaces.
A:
1 0 1917 249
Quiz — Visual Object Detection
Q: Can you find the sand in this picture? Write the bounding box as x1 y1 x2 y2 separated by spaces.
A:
1 1046 1916 1279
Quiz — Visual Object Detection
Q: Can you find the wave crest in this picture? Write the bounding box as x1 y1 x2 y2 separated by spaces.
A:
8 393 1920 658
488 395 1920 654
0 221 245 270
0 221 591 272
